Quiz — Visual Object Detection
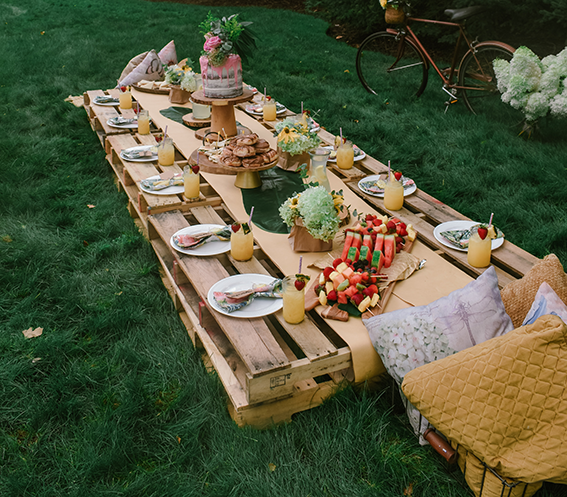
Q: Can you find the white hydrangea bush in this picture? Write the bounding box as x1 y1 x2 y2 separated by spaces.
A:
493 46 567 124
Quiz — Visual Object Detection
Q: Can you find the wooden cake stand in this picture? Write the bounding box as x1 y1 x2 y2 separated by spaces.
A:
189 149 279 189
182 113 211 129
191 88 254 141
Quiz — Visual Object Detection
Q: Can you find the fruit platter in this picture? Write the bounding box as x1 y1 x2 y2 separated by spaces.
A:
305 213 418 321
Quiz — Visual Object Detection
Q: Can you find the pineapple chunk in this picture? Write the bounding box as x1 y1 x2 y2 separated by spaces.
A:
381 224 388 234
329 271 340 281
406 227 417 242
336 262 349 274
319 272 326 285
370 293 380 308
358 295 372 313
325 281 334 294
319 290 328 306
487 225 496 239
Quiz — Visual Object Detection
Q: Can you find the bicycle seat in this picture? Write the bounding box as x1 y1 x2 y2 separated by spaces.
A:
444 6 485 22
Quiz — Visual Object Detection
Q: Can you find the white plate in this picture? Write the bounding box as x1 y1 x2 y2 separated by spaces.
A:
94 99 120 107
207 274 283 319
246 102 287 116
107 118 138 129
433 220 504 252
140 175 184 196
358 174 416 197
120 145 158 163
323 145 366 163
170 224 231 257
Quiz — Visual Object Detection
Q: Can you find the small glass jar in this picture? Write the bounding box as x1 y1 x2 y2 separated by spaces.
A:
230 222 254 261
137 109 150 135
263 98 277 121
467 226 492 268
282 275 305 324
383 176 404 211
118 88 132 109
336 140 354 170
158 137 175 167
183 165 200 200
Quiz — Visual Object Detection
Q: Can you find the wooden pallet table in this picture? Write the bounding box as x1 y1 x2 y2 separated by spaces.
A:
83 89 161 153
147 206 353 428
105 133 222 237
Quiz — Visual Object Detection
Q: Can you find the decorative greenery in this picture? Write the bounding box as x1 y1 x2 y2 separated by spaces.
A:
279 186 344 242
494 46 567 135
164 60 198 92
274 117 321 155
199 12 257 66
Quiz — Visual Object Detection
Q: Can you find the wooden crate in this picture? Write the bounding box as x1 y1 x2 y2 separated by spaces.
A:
105 133 222 237
83 89 161 152
147 206 354 428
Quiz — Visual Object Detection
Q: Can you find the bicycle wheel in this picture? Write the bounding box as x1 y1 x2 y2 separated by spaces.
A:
459 43 519 118
356 31 428 97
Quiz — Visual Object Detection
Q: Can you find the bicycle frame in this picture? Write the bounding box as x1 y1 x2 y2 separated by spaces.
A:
387 17 479 92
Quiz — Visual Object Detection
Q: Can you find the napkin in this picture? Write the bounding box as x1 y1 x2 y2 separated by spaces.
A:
109 116 137 126
122 147 157 160
141 173 184 191
213 279 283 313
440 225 504 249
172 226 232 248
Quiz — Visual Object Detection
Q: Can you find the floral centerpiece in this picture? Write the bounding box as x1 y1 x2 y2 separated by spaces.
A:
164 59 198 92
279 186 345 251
379 0 406 23
493 46 567 137
274 117 321 171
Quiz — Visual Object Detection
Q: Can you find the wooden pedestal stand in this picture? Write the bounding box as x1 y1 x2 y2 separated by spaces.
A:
191 88 254 141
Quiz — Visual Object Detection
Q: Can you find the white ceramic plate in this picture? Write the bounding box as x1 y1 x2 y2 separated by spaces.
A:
140 175 184 196
170 224 231 256
245 102 287 116
120 145 158 163
323 145 366 163
93 98 120 107
207 274 283 318
107 118 138 129
358 174 416 198
433 220 504 252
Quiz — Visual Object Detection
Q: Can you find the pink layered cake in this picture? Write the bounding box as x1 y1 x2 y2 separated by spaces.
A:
199 54 243 99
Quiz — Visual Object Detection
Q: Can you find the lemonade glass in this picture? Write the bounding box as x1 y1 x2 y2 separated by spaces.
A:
282 275 305 324
467 227 492 268
137 110 150 135
230 222 254 261
336 140 354 170
383 176 404 211
158 137 175 167
307 148 331 191
263 98 277 121
183 165 200 200
119 88 132 109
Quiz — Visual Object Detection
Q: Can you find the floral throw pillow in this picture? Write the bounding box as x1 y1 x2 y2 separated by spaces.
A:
364 266 514 441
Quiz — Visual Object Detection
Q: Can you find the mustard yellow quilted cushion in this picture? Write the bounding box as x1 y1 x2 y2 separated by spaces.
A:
402 315 567 484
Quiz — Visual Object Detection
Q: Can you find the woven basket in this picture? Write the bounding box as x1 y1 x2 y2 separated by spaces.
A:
385 5 405 24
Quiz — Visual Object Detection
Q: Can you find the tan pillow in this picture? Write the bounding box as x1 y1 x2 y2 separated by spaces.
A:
118 51 149 84
158 40 177 66
500 254 567 328
118 50 165 87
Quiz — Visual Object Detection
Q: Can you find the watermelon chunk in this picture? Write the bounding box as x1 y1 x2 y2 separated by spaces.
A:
351 232 362 250
374 233 384 253
347 246 360 262
337 291 348 305
359 246 370 263
341 231 355 261
371 249 384 272
384 234 396 268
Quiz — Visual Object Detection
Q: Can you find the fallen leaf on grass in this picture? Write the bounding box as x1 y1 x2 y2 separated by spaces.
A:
404 483 414 496
268 463 276 472
177 437 181 444
22 327 43 339
87 204 95 209
32 358 41 364
2 235 12 242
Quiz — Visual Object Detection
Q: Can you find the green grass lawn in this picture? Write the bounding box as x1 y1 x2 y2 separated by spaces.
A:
1 0 566 495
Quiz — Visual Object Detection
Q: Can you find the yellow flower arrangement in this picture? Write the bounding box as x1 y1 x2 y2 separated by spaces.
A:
277 126 299 144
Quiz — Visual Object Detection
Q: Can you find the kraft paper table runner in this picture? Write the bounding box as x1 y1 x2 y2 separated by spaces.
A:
133 89 473 382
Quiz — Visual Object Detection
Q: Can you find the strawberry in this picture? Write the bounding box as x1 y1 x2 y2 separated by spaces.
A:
400 228 408 237
361 272 369 282
395 236 403 244
191 164 200 174
327 290 337 301
231 223 241 233
351 293 364 307
365 214 375 222
345 259 353 266
386 220 396 231
394 171 402 181
323 267 334 280
332 258 343 268
155 135 163 143
399 222 407 230
294 280 306 291
120 86 127 92
396 224 403 235
477 227 488 240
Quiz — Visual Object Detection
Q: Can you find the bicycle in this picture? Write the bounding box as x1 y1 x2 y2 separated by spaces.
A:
356 2 516 115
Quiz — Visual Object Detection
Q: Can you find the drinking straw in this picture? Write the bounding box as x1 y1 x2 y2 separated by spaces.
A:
197 150 200 165
264 87 267 103
301 101 304 114
488 212 494 227
248 206 254 226
164 125 168 139
298 256 303 274
388 160 391 180
340 127 343 142
222 128 226 141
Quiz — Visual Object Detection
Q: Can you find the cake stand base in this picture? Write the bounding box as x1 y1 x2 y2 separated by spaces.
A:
234 171 262 189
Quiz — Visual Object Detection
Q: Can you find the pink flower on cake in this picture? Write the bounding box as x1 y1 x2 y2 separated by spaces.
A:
204 36 222 52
